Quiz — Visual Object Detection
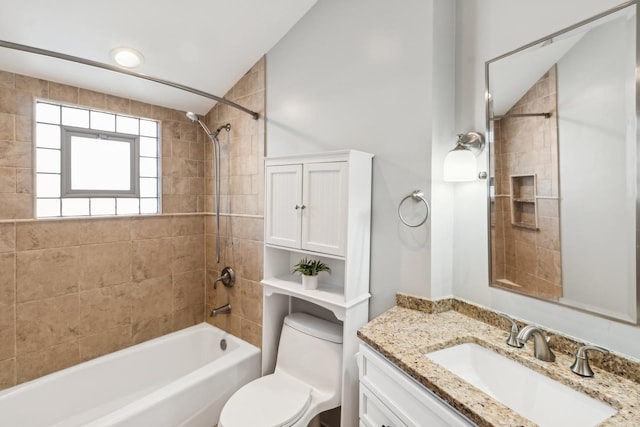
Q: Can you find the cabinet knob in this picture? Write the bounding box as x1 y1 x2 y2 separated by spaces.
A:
295 204 306 210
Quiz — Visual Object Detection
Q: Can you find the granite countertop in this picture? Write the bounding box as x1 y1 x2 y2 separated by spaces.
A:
357 303 640 427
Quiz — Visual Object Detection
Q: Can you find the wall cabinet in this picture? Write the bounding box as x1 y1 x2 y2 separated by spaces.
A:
262 150 373 427
265 161 348 256
358 344 474 427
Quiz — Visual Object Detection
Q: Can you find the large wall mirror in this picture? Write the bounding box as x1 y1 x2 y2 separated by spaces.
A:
486 1 638 324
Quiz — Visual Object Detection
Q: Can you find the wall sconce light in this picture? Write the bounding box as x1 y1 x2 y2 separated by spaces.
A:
443 132 486 182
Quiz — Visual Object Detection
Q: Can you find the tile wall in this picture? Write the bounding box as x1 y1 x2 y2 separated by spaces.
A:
491 66 562 299
204 58 265 348
0 71 208 390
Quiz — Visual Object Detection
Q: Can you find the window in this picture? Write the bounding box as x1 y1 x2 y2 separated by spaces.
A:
35 101 160 217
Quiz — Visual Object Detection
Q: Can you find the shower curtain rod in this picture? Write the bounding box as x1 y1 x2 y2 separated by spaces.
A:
0 39 260 120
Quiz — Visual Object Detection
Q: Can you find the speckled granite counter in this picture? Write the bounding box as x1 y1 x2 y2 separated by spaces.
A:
357 296 640 427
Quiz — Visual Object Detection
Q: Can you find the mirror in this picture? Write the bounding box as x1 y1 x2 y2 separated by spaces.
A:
486 1 639 324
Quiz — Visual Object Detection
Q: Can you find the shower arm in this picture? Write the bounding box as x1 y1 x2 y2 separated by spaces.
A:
0 39 260 120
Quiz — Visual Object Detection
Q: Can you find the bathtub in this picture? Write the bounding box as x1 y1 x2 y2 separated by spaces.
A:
0 323 261 427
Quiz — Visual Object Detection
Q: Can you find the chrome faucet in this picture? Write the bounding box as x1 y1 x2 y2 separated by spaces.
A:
210 303 232 317
498 313 523 348
570 345 609 377
517 325 555 362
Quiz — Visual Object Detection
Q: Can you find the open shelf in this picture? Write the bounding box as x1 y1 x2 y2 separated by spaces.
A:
510 174 538 230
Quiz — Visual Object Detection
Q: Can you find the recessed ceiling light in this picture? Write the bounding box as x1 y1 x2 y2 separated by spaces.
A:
110 47 144 68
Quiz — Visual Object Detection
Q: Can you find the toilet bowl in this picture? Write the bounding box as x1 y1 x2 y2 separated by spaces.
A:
219 312 343 427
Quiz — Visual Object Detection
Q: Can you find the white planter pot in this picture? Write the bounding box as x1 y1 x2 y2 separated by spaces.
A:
302 275 318 290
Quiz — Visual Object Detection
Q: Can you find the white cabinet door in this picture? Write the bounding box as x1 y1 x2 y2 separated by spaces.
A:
265 164 302 248
301 162 348 256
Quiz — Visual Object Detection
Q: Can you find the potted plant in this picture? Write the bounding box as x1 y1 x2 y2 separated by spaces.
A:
291 257 331 290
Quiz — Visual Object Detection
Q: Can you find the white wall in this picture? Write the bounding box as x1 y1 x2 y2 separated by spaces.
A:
266 0 456 317
455 0 640 358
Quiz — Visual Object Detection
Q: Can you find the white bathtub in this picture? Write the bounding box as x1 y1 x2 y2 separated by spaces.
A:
0 323 261 427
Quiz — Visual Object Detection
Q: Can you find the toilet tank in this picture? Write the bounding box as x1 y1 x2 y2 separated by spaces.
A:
275 313 343 395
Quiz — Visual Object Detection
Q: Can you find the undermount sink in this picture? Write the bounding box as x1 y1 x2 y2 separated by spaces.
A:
425 343 616 427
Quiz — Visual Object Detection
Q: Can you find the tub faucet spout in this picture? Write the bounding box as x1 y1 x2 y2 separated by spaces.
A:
210 303 231 317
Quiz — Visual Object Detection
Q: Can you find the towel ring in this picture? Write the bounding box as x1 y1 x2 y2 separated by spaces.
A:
398 190 429 227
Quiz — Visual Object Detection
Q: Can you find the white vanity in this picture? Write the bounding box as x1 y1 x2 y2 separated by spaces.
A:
358 343 474 427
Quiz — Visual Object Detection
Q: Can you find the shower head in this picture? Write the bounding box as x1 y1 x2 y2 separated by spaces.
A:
186 111 214 136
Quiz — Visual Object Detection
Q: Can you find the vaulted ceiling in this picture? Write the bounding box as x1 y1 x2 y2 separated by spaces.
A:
0 0 317 114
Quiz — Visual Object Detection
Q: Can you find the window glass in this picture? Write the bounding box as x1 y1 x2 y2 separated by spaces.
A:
90 111 116 132
37 148 60 173
36 123 61 149
69 135 131 191
61 107 89 128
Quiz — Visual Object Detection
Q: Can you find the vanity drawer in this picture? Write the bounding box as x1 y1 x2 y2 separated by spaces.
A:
358 344 474 427
360 383 406 427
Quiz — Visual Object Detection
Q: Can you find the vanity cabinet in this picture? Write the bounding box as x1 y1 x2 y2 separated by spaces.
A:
358 344 475 427
262 150 374 427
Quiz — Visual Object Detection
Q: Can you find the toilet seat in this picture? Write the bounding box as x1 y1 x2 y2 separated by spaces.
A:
219 374 312 427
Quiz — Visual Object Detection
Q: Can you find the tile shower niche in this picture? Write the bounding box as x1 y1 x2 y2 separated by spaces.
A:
510 174 538 230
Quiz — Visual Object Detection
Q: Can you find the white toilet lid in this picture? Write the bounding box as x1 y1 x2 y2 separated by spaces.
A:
220 374 311 427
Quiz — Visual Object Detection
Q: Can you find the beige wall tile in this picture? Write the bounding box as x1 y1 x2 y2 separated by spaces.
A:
173 305 203 331
230 216 263 242
173 234 204 273
238 279 263 325
173 269 204 311
48 83 79 104
233 238 263 282
78 218 131 245
0 71 14 88
15 75 48 97
16 168 32 194
16 220 81 251
0 167 16 193
0 358 16 391
0 140 30 169
132 238 173 280
240 319 262 349
0 223 15 252
79 242 131 290
16 294 79 354
17 247 81 302
0 193 32 219
17 341 79 384
79 325 132 362
132 314 172 345
78 89 106 109
0 303 15 361
15 116 32 142
105 95 130 114
0 113 14 140
78 284 132 335
0 89 31 117
172 215 204 236
131 216 172 240
0 253 15 307
131 275 172 324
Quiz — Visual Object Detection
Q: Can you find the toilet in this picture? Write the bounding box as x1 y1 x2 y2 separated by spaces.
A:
219 312 343 427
